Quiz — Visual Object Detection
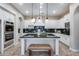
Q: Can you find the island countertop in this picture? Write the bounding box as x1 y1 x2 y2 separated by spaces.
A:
20 33 60 38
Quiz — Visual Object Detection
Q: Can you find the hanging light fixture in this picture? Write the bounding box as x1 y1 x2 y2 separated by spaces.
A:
46 3 48 21
39 3 40 19
31 3 35 23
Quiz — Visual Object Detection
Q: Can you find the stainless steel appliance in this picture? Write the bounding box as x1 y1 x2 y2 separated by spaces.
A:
5 33 14 42
5 21 14 32
4 21 14 48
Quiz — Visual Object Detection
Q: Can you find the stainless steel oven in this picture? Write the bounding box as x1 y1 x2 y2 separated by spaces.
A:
5 21 14 42
5 32 14 42
4 21 14 48
5 21 14 32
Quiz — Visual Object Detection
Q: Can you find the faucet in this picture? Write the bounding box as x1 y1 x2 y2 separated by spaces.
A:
37 29 41 37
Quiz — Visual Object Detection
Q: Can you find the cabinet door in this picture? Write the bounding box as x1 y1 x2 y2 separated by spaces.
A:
3 11 10 21
61 35 66 44
0 9 4 19
62 35 70 46
65 36 70 46
9 14 15 22
45 21 57 28
60 35 69 46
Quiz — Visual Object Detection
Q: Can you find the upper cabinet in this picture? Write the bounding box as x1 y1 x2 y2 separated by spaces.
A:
9 13 15 22
58 19 65 28
58 14 70 29
23 19 65 29
23 14 70 29
23 20 34 28
0 8 4 19
4 11 10 21
45 20 65 29
0 8 15 22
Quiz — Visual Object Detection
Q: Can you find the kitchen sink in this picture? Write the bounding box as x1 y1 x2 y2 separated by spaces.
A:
47 34 55 36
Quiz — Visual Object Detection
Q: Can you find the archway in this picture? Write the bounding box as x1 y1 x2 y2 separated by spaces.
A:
70 6 79 51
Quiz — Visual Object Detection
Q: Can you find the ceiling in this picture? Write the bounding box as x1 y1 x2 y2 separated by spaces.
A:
11 3 70 19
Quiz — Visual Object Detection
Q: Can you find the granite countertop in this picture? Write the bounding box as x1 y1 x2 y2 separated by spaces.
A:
20 33 60 38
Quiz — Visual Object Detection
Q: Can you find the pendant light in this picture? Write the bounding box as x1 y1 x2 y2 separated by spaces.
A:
46 3 48 21
32 3 35 23
39 3 40 19
46 3 48 20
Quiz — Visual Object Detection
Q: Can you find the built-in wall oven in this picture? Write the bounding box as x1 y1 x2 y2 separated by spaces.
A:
5 33 14 41
4 21 14 48
5 21 14 32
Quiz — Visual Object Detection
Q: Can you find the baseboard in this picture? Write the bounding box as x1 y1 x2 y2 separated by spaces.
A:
70 48 79 52
4 43 14 50
59 41 69 48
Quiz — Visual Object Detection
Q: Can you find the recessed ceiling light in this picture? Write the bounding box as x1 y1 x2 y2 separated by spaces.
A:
40 6 42 9
40 3 44 5
52 10 56 14
26 11 29 14
18 3 23 6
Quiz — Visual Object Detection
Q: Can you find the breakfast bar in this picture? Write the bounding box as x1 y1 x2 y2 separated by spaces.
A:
20 33 60 56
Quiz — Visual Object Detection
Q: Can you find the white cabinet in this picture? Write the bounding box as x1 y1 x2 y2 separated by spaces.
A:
23 20 34 28
54 33 70 46
45 20 63 28
59 21 65 28
59 14 70 28
0 8 14 22
45 20 56 28
9 13 15 22
60 35 70 46
3 10 10 21
0 9 4 19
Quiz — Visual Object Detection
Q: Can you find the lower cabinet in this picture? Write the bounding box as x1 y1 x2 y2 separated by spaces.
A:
60 35 70 46
52 33 70 47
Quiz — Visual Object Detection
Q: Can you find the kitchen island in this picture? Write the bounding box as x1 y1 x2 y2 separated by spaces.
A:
20 33 60 56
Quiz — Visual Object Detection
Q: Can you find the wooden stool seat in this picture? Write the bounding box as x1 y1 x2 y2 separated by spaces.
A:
28 44 52 56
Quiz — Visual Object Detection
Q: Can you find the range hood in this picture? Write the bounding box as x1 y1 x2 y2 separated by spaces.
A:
33 18 45 26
